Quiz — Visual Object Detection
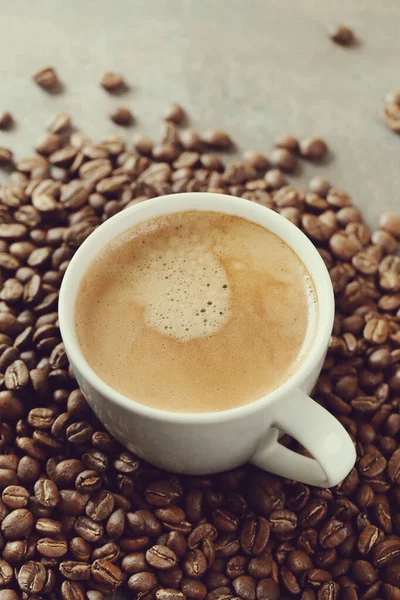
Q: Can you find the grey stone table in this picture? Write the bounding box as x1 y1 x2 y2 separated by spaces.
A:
1 0 400 231
0 0 399 597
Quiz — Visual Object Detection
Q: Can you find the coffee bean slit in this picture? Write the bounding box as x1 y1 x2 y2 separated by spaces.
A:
0 105 399 599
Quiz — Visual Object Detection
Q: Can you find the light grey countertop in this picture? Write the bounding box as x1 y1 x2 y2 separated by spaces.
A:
1 0 399 231
0 2 398 598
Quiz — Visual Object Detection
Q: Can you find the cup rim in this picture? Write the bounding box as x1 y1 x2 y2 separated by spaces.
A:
59 192 335 424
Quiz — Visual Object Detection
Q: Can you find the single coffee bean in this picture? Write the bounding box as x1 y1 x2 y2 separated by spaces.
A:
36 536 68 558
352 560 378 585
0 591 19 600
100 72 125 91
247 554 272 579
35 517 62 536
1 508 34 540
91 558 124 591
69 537 91 562
86 490 114 522
59 561 92 581
373 539 400 567
286 550 313 575
128 571 158 593
330 24 355 45
17 560 46 593
319 520 347 548
34 479 59 509
317 581 340 600
233 575 256 600
181 578 207 600
146 544 178 570
110 107 133 126
358 525 382 555
280 566 301 595
2 485 29 509
60 580 86 600
269 509 297 533
33 67 59 89
58 490 89 516
256 578 280 600
127 510 162 537
182 549 208 579
0 558 13 586
74 516 103 543
240 518 270 556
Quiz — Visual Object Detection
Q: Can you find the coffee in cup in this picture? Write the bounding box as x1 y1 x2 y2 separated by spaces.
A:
75 210 317 413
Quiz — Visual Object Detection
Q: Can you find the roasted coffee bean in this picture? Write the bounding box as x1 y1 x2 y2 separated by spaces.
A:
1 508 34 540
36 536 68 558
122 552 147 574
300 499 328 528
146 544 178 570
330 24 355 45
280 565 301 595
86 490 114 522
34 479 59 508
60 580 86 600
352 560 378 585
59 561 91 581
256 578 280 600
33 66 59 89
181 578 207 599
127 510 162 537
240 518 270 556
110 107 133 126
17 560 46 593
69 537 91 562
233 575 256 600
74 516 103 543
2 485 29 509
92 558 124 591
100 72 125 91
182 549 208 578
319 520 347 548
0 558 13 586
58 490 89 516
358 525 382 554
373 539 400 567
286 550 313 575
35 517 62 536
0 591 19 600
269 509 297 533
128 571 158 593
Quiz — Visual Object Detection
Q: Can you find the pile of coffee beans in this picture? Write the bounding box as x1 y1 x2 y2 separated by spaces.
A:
0 111 399 600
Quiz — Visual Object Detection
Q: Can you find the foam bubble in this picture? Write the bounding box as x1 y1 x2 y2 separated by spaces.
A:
129 239 231 341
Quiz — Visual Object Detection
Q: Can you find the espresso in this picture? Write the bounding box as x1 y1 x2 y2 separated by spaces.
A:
75 211 317 412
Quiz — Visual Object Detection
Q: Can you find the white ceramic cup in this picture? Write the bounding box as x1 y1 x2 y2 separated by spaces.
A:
59 192 356 487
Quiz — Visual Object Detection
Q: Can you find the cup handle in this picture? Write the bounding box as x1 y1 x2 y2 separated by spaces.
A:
250 390 356 487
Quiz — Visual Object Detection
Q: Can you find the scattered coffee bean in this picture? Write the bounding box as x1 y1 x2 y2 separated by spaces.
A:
300 137 328 160
269 148 296 172
379 212 400 239
202 129 233 149
164 103 185 123
33 67 59 89
110 106 133 126
0 147 13 167
330 24 355 46
100 72 125 91
0 111 13 130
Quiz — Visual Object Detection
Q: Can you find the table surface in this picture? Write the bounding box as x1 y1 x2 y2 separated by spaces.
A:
1 0 399 232
0 1 399 597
